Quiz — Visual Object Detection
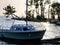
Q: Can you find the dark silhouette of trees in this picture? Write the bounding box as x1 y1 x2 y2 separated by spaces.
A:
28 0 45 20
3 5 16 18
34 0 45 20
34 0 40 19
28 0 35 19
51 8 55 19
51 2 60 20
40 0 44 19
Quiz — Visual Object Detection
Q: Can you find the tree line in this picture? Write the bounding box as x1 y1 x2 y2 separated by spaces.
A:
3 0 60 22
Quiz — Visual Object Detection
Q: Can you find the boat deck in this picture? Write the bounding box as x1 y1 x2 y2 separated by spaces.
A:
0 19 45 32
0 24 45 32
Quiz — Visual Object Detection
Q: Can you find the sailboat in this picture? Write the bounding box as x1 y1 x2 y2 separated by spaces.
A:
0 0 46 40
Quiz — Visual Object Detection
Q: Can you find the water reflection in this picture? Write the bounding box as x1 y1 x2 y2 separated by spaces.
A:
0 38 60 45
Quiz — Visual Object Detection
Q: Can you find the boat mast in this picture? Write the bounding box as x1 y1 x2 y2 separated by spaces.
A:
26 0 28 27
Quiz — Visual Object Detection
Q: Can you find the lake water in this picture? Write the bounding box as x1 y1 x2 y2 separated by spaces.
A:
0 39 60 45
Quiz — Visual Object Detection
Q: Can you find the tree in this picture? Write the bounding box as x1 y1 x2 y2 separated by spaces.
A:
34 0 39 17
28 0 35 19
51 2 60 20
3 5 16 18
37 15 42 20
40 0 44 18
51 7 56 19
44 0 51 21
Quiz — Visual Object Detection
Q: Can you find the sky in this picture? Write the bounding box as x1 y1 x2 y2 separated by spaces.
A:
0 0 26 17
